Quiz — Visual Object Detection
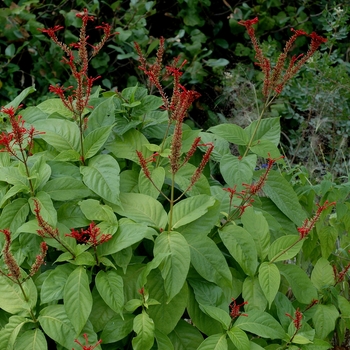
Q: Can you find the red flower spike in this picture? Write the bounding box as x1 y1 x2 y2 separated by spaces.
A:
0 229 21 280
33 200 59 238
334 262 350 285
286 308 303 331
29 242 48 277
229 298 248 319
297 200 335 239
73 333 102 350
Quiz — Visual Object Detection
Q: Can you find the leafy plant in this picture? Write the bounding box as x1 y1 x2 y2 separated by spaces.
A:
0 9 349 350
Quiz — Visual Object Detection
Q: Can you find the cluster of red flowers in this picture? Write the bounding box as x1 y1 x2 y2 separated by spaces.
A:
229 298 248 319
286 308 303 331
238 17 327 97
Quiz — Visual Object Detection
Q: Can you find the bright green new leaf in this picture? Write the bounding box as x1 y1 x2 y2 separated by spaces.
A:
268 235 303 262
219 225 258 276
96 270 124 314
38 305 76 348
100 314 135 343
234 309 286 339
313 304 339 339
171 195 216 230
80 154 120 205
227 327 250 350
154 231 190 302
113 192 167 228
258 262 280 308
83 124 114 159
197 333 228 350
14 329 47 350
64 267 93 334
208 124 249 145
132 310 155 350
278 264 317 304
199 305 231 330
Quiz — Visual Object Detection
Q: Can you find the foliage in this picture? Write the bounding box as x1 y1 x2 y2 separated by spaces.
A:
0 7 350 350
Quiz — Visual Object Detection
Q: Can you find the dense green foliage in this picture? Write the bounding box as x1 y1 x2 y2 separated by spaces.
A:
0 1 349 349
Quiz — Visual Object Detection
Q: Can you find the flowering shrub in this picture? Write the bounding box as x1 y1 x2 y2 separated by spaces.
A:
0 9 349 350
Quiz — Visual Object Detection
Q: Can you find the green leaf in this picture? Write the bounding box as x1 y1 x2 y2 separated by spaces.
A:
0 184 28 208
311 257 335 290
132 310 155 350
30 191 57 226
36 98 73 119
171 195 216 230
86 96 116 133
138 166 165 199
35 119 81 152
219 225 258 276
42 177 92 201
154 231 190 302
312 304 339 339
0 315 29 350
206 58 230 67
64 267 93 334
0 198 29 236
209 124 249 145
234 309 286 339
79 199 116 222
278 264 317 304
263 171 306 226
317 226 338 259
258 262 280 308
197 333 228 350
112 193 167 229
30 156 51 191
242 276 267 311
83 124 114 159
250 139 281 158
245 117 281 146
227 327 250 350
38 305 76 349
4 86 36 110
168 319 204 350
96 270 124 314
80 154 120 205
220 154 257 190
147 270 188 335
185 235 232 291
199 305 231 330
241 207 270 261
100 314 134 343
268 235 304 262
14 329 47 350
41 264 76 303
155 329 174 350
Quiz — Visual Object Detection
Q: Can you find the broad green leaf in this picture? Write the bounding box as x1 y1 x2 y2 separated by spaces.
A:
106 128 152 162
227 327 250 350
268 235 303 262
311 257 335 290
312 304 339 339
242 276 267 311
171 195 216 230
278 264 317 304
244 117 280 146
234 309 286 339
42 177 92 201
317 226 338 259
300 338 333 350
30 156 51 191
0 184 28 208
21 106 47 123
35 119 81 152
53 149 81 161
4 86 36 109
168 320 204 350
79 199 116 222
258 262 280 308
185 235 232 291
57 201 90 228
14 329 47 350
219 225 258 276
100 313 135 343
250 139 281 158
41 264 76 303
97 220 155 256
30 191 57 226
132 95 163 115
197 333 228 350
132 310 155 350
64 267 93 334
263 171 306 226
199 305 231 330
95 270 124 314
36 98 73 119
208 124 249 145
0 198 29 235
113 193 167 229
38 305 76 348
155 329 174 350
241 207 270 260
138 166 165 199
83 124 114 159
206 58 230 67
86 96 116 133
0 316 29 350
220 154 257 190
147 270 188 335
120 169 139 193
0 167 29 187
80 154 120 205
154 231 190 302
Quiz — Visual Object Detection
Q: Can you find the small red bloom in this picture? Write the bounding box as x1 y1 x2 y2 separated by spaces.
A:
286 308 303 330
38 25 64 38
229 298 248 319
238 17 259 27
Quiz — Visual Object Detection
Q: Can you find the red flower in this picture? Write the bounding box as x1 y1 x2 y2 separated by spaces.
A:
229 298 248 319
286 308 303 330
66 222 112 246
238 17 259 28
38 25 64 38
